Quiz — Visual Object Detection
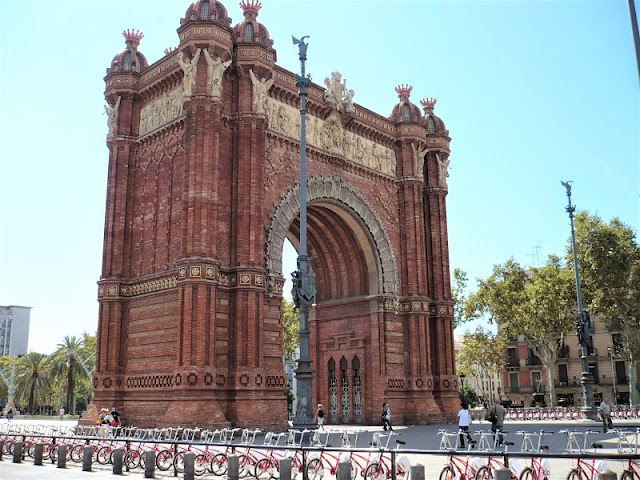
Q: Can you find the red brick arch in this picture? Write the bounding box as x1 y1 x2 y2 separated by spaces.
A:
265 175 398 298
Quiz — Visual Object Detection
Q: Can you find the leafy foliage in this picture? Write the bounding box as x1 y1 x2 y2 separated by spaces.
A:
282 299 300 361
571 211 640 404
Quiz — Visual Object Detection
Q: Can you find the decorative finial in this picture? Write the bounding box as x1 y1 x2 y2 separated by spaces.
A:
395 84 413 101
123 29 144 47
420 97 437 114
164 47 176 56
240 0 262 18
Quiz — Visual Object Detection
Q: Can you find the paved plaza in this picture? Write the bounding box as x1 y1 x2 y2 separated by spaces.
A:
1 418 638 480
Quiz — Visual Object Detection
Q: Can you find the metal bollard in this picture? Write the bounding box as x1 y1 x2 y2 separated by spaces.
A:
57 445 67 468
411 464 426 480
12 441 23 463
144 450 155 478
279 457 292 480
599 470 617 480
34 443 44 466
228 454 240 480
495 467 511 480
82 445 93 471
337 461 350 480
112 448 124 475
183 453 196 480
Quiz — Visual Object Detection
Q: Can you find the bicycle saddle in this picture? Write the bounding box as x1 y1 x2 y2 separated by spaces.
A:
591 443 603 449
539 445 549 451
395 440 406 445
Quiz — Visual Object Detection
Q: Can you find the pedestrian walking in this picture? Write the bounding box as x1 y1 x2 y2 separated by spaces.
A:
599 398 613 432
457 403 475 448
381 403 393 431
315 403 325 430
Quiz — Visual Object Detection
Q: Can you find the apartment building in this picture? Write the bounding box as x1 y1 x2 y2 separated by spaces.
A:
501 314 634 407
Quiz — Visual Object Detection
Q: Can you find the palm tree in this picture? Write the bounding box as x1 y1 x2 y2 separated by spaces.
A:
48 336 90 415
15 352 51 415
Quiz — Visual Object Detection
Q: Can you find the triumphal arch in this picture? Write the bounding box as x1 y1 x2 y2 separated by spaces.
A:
89 0 458 428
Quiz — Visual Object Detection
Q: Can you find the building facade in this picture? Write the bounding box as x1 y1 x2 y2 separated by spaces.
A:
0 306 31 356
89 0 458 428
502 315 635 407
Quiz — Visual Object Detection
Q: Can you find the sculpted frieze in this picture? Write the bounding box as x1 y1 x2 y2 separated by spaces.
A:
139 88 185 136
265 98 396 176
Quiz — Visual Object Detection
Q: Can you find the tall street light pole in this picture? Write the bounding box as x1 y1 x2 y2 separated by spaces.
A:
291 35 317 430
561 181 597 419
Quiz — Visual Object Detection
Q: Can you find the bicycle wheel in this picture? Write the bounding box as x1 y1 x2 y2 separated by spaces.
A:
238 454 255 478
174 451 186 473
97 446 113 465
255 457 276 480
156 449 174 471
70 444 84 463
476 465 494 480
195 453 210 476
566 469 582 480
41 443 54 460
439 465 456 480
125 450 141 469
620 470 634 480
520 467 535 480
396 455 411 480
365 462 386 480
211 452 229 476
306 458 325 480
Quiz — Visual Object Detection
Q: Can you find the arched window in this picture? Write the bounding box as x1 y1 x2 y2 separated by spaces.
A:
427 116 437 133
123 52 132 72
199 0 211 20
244 23 254 42
402 104 411 121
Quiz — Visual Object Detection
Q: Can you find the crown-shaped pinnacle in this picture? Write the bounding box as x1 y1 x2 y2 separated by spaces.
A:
164 47 177 56
240 0 262 16
395 84 413 100
420 97 437 113
123 29 144 45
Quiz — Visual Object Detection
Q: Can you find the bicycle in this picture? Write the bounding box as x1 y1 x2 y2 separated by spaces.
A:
363 432 411 480
254 430 308 480
305 430 349 480
438 430 485 480
515 430 553 480
566 441 610 480
614 428 640 480
473 431 519 480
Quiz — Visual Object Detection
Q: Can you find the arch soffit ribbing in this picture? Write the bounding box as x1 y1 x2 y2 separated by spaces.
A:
265 175 398 296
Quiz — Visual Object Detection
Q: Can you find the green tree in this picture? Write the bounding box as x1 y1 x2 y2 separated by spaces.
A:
452 268 469 328
457 326 507 403
572 212 640 405
282 299 300 361
15 352 51 415
464 257 576 406
48 336 91 415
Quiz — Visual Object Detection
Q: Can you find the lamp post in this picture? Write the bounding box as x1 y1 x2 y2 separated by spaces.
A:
607 346 618 405
291 35 317 430
460 374 466 405
561 181 597 419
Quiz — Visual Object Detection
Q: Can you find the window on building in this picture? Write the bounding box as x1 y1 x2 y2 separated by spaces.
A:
244 23 254 42
200 0 211 20
527 347 542 366
427 116 436 133
612 333 623 355
507 348 518 367
558 364 568 385
532 371 542 392
615 361 627 385
509 372 519 388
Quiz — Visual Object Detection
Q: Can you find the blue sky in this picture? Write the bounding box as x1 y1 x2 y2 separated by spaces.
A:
1 0 638 353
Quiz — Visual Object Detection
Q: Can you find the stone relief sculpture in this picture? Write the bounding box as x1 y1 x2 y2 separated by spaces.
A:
323 71 354 112
249 69 274 114
203 49 231 96
105 96 121 137
411 142 428 178
264 97 396 176
436 153 450 187
139 88 185 136
178 48 201 96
